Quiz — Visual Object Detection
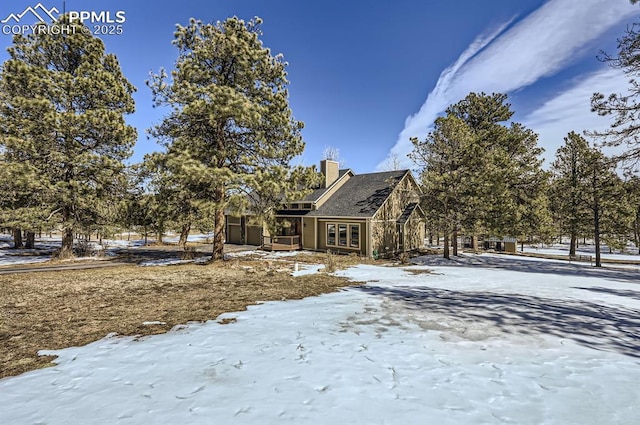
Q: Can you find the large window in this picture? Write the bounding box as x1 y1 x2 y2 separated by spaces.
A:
327 224 336 246
326 222 360 249
338 224 347 246
350 224 359 248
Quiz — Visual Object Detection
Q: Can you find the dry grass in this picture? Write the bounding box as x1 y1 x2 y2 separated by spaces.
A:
292 251 379 268
0 261 358 379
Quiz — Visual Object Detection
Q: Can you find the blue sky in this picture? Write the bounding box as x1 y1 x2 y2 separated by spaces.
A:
0 0 637 173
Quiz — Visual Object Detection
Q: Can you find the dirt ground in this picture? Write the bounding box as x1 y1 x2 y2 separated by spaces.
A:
0 256 364 379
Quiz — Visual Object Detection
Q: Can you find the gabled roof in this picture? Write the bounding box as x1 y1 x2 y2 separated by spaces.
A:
298 168 353 203
397 202 425 223
307 170 409 218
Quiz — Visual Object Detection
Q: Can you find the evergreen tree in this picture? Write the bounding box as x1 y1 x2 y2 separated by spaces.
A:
148 17 317 261
590 13 640 169
0 17 136 257
412 93 549 257
444 93 549 240
550 132 593 256
624 174 640 253
582 149 631 267
411 115 475 259
551 132 633 266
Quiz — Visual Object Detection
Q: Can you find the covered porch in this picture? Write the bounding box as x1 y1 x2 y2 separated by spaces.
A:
261 235 301 251
261 216 302 251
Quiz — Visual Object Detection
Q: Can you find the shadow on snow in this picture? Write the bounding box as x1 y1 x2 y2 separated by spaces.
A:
359 284 640 359
411 254 640 284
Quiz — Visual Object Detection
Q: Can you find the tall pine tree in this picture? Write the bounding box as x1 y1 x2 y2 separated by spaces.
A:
0 17 136 257
550 132 592 256
413 92 549 256
411 115 475 259
148 17 317 261
445 93 549 240
551 132 632 266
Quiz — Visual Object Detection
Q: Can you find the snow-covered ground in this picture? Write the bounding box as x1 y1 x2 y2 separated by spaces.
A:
523 242 640 260
2 254 639 424
0 235 57 266
0 252 51 267
163 233 214 244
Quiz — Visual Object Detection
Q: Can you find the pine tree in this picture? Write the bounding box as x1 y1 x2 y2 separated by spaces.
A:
590 8 640 169
551 132 633 266
411 115 475 259
624 175 640 253
0 17 136 257
148 17 317 261
582 149 631 267
444 93 549 240
550 132 593 256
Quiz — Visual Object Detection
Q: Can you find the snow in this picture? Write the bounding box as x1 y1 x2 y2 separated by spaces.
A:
0 254 50 267
163 233 214 244
523 243 640 260
225 249 315 259
291 263 325 277
138 259 195 267
1 255 640 424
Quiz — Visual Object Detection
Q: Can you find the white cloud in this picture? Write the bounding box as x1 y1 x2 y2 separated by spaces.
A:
523 67 631 166
380 0 638 170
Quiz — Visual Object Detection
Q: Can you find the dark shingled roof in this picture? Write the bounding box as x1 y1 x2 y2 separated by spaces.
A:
300 188 327 202
307 170 409 218
298 169 353 202
397 202 420 223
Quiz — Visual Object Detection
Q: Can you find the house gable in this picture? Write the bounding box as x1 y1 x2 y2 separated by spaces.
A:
306 170 408 218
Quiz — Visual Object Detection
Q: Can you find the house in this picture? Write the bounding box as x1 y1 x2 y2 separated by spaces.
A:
225 160 426 258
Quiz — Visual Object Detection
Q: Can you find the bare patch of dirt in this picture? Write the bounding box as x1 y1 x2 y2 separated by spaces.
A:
404 268 435 275
0 262 358 378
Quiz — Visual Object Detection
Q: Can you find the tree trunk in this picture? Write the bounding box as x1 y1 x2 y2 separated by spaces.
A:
452 230 458 256
443 233 450 259
179 222 191 248
570 232 577 256
634 217 639 255
594 208 601 267
25 231 35 249
12 228 23 249
59 226 74 259
212 207 225 261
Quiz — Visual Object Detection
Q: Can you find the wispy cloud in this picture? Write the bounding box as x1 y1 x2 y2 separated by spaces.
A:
523 67 631 166
380 0 637 170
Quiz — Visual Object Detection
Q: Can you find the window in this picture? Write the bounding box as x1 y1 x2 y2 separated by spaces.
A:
291 203 299 209
303 203 312 209
327 224 336 246
338 224 347 246
350 224 359 248
326 222 360 249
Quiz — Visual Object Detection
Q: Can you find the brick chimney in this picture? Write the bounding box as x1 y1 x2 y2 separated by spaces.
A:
320 159 339 188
